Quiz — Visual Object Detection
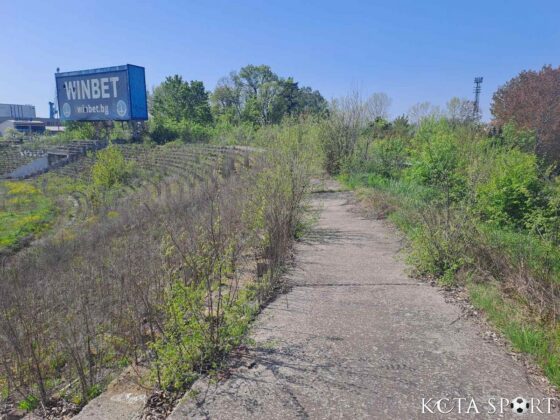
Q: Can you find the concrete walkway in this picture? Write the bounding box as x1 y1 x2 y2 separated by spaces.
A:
170 189 555 419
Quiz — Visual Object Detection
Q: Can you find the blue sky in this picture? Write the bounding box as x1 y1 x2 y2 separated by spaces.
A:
2 0 559 119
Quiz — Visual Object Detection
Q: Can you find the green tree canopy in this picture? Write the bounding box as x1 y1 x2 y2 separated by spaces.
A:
150 75 212 125
211 65 327 125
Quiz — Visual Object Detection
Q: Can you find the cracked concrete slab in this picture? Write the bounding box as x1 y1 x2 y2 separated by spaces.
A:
73 367 148 420
170 189 557 419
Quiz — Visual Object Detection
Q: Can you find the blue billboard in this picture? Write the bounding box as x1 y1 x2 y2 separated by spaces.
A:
55 65 148 121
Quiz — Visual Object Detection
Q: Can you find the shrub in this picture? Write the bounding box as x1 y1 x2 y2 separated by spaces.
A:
405 119 465 201
62 122 98 140
319 94 373 175
150 282 209 390
500 121 537 152
361 137 408 178
151 281 256 390
180 121 212 143
149 118 213 144
475 149 541 227
18 395 39 411
3 128 25 141
149 120 179 144
527 176 560 243
91 145 134 191
211 121 257 145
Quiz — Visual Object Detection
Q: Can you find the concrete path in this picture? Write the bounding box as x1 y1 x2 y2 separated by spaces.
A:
73 367 148 420
170 189 556 419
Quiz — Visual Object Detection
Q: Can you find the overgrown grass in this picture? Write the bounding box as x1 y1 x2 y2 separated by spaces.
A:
0 144 144 254
340 171 560 387
0 120 317 415
469 281 560 386
481 226 560 285
0 181 55 251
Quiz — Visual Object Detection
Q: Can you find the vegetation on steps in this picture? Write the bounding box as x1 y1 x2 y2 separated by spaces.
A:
0 120 320 417
0 181 55 251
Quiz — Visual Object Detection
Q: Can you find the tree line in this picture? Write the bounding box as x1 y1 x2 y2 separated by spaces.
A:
148 64 327 143
51 62 560 167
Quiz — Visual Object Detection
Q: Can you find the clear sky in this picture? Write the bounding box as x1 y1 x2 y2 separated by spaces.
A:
2 0 559 119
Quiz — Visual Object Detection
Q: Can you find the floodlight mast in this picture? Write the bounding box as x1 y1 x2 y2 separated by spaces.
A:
473 77 483 119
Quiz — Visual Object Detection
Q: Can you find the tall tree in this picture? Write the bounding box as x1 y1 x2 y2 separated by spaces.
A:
446 97 475 124
364 92 392 121
407 102 442 125
296 86 328 116
151 75 212 125
256 80 282 125
211 73 242 122
237 65 278 97
276 78 300 118
491 65 560 159
211 64 327 125
392 115 412 138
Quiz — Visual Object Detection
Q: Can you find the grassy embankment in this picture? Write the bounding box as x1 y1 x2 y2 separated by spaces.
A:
0 121 321 415
0 180 74 252
336 119 560 387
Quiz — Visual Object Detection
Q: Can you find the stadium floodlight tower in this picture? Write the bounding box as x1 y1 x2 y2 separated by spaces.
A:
473 77 483 119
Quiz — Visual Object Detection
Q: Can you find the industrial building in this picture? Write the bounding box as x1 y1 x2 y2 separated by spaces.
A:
0 103 36 121
0 119 47 136
0 103 61 136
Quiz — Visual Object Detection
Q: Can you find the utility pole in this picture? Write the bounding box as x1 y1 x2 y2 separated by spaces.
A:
473 77 483 120
55 67 60 129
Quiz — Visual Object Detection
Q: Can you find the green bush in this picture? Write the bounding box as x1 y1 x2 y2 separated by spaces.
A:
495 121 536 152
91 145 134 191
181 121 212 143
475 149 541 227
528 177 560 243
362 137 408 178
405 119 465 201
3 128 25 141
18 395 39 411
150 282 209 390
211 121 257 145
149 118 213 144
151 281 256 390
149 120 178 144
62 122 98 140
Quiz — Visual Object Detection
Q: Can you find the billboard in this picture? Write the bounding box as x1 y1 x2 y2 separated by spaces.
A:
55 64 148 121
